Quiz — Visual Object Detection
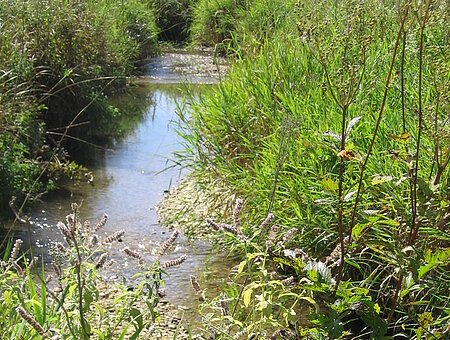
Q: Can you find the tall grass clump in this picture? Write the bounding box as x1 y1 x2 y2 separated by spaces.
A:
178 0 450 337
0 203 186 338
190 0 297 55
152 0 197 43
0 0 159 210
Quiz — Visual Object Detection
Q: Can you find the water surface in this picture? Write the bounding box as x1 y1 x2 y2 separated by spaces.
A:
1 51 231 326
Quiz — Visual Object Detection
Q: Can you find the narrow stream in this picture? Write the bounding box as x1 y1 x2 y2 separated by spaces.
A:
1 51 231 328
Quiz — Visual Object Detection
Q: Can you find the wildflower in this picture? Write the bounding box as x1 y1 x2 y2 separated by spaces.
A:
157 287 166 298
102 230 125 244
233 198 244 228
156 230 179 258
258 213 274 230
94 213 108 232
206 218 243 238
9 239 23 263
95 253 108 269
266 225 279 249
282 228 297 244
16 307 48 338
219 294 229 316
206 218 221 231
57 222 73 245
161 254 187 269
123 247 145 265
88 234 99 248
66 213 76 230
326 235 350 265
83 220 90 230
282 276 295 286
190 275 201 294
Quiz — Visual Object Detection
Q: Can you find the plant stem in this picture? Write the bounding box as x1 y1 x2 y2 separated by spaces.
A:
408 0 431 246
349 0 412 241
336 104 348 286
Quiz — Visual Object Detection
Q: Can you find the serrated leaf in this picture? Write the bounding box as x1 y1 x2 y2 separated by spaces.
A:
418 248 450 279
352 223 369 240
321 177 338 192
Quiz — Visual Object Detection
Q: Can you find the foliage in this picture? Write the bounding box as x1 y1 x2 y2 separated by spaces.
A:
190 0 297 54
153 0 197 43
0 203 185 338
0 0 159 210
178 0 450 338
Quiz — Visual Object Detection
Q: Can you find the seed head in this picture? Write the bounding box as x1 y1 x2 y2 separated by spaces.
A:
206 218 221 231
233 198 244 228
123 247 145 265
9 239 23 263
258 213 274 230
57 222 73 245
190 275 201 294
95 253 108 269
102 230 125 244
282 228 297 244
161 254 187 269
156 230 179 258
16 307 48 337
266 225 279 249
94 213 108 232
88 235 99 248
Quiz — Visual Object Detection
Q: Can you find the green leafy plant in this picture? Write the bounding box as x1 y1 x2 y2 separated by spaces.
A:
0 203 187 338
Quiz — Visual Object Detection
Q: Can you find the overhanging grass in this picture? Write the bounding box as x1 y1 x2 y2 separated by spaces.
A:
178 0 450 337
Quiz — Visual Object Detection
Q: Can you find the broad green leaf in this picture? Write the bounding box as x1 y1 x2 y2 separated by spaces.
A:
352 223 369 240
418 248 450 280
3 290 11 305
389 131 410 144
243 287 254 308
237 260 247 274
345 258 362 271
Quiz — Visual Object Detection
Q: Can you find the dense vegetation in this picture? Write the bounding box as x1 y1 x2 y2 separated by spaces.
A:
1 0 449 338
0 0 159 211
1 203 186 338
178 0 450 338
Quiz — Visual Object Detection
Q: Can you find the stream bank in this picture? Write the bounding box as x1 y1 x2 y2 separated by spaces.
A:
1 49 233 338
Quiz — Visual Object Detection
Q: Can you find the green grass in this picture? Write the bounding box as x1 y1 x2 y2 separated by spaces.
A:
178 0 450 337
0 0 159 211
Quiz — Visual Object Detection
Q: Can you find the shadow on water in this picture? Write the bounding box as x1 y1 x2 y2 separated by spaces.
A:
0 51 232 329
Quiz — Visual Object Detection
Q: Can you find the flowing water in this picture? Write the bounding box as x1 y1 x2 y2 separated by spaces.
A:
1 51 231 327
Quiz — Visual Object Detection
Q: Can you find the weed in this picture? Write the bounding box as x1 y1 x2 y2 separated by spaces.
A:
0 203 187 338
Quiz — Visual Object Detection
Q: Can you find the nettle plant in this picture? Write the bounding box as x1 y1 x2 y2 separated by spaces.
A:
194 199 327 339
0 203 186 339
196 195 449 339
